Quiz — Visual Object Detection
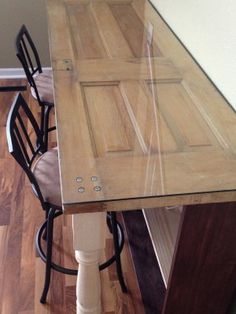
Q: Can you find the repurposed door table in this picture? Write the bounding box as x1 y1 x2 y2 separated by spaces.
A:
46 0 236 313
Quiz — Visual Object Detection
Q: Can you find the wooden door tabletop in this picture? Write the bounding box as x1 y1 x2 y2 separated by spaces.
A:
46 0 236 213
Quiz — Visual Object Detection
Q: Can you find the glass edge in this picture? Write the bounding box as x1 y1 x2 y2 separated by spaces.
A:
63 189 236 206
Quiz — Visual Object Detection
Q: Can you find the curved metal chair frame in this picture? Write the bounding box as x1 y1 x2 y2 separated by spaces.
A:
36 210 127 302
6 93 127 304
15 24 55 152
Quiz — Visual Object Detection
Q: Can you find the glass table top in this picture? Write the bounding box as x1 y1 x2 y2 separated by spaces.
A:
46 0 236 211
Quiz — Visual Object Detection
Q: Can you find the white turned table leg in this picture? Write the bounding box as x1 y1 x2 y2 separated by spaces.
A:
72 212 106 314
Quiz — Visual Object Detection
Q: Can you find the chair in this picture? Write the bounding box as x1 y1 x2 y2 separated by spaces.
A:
6 93 127 304
15 24 55 152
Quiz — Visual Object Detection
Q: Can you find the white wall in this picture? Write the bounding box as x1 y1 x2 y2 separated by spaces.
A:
150 0 236 110
0 0 50 68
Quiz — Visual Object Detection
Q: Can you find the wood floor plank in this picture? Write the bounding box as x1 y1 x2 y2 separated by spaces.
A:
65 286 76 313
101 265 116 313
35 258 51 314
1 164 25 314
0 158 17 226
19 186 44 312
50 217 66 314
62 225 77 287
0 226 8 313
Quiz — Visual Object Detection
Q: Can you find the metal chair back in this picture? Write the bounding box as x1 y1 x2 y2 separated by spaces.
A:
15 25 42 104
6 93 46 207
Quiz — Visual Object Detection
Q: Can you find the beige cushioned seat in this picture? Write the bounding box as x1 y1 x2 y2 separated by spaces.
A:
32 147 61 207
31 69 54 104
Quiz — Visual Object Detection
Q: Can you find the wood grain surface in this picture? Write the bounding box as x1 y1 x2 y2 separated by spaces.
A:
163 202 236 314
46 0 236 213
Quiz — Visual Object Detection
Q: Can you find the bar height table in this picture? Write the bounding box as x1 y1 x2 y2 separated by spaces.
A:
46 0 236 313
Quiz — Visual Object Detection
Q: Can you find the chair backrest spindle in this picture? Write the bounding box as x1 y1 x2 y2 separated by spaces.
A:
15 25 42 104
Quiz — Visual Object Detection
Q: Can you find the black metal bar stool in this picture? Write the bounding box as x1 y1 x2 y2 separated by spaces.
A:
15 25 55 152
6 93 127 304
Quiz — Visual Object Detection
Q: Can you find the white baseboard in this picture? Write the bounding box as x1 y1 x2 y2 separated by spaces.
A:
0 67 52 79
0 68 25 78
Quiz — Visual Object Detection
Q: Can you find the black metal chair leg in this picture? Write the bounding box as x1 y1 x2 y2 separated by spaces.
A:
40 208 55 304
106 212 113 234
40 105 45 146
42 207 49 241
36 105 46 154
43 105 52 152
111 212 128 293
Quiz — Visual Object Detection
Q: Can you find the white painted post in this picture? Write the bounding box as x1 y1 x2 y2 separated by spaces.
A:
72 212 106 314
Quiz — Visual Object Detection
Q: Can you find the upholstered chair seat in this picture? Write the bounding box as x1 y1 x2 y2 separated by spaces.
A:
31 70 54 104
32 147 61 207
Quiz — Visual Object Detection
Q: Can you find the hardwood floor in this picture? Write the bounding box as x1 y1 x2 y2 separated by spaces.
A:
0 79 146 314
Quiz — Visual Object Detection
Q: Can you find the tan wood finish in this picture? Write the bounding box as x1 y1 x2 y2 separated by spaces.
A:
46 0 236 214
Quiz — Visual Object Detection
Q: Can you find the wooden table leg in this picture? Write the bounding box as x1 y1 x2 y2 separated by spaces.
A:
162 201 236 314
72 212 106 314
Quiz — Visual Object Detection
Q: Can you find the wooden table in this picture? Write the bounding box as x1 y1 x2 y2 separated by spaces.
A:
46 0 236 313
